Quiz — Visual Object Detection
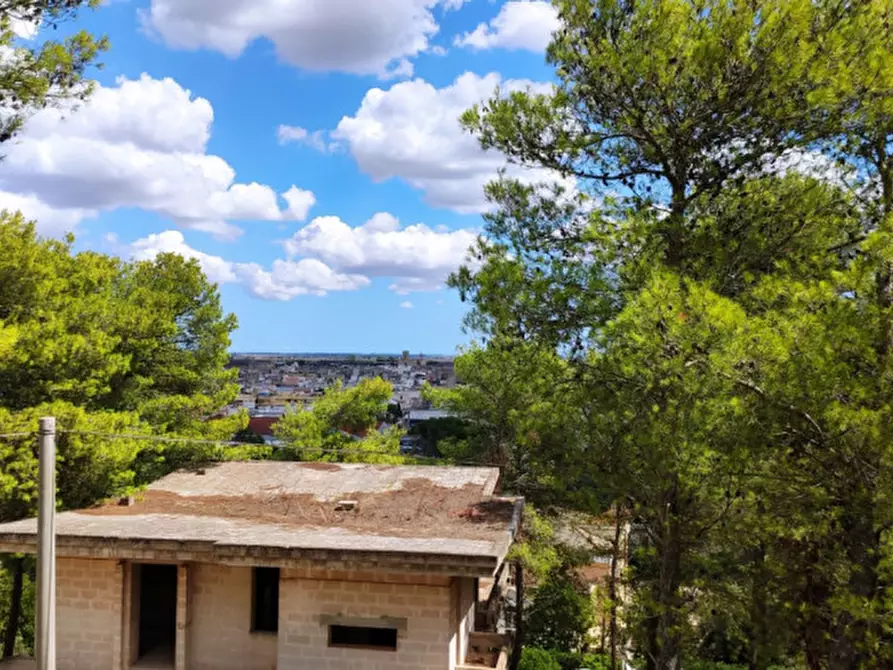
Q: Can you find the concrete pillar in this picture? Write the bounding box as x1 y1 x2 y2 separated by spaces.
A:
175 564 190 670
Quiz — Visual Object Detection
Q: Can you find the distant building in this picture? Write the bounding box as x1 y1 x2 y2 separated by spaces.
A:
247 416 282 446
406 409 453 428
399 435 424 455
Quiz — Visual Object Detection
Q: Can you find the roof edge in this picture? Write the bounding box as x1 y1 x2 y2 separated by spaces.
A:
0 534 502 578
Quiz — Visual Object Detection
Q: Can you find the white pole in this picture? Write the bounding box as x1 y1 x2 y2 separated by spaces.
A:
36 417 56 670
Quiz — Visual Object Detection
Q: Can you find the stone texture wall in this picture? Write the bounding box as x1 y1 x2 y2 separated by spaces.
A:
277 567 455 670
56 558 122 670
51 560 474 670
186 564 277 670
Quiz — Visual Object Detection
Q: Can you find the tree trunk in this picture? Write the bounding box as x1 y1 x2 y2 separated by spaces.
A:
655 539 682 670
609 505 623 670
828 505 880 670
801 545 831 670
661 182 688 269
2 558 23 659
748 543 769 670
646 490 683 670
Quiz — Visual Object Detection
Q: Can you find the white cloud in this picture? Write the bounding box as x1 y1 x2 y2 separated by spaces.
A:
129 230 369 301
277 124 334 153
140 0 460 79
0 74 316 239
455 1 559 52
281 186 317 221
10 17 39 40
333 72 569 213
0 191 96 237
400 301 414 309
283 212 478 293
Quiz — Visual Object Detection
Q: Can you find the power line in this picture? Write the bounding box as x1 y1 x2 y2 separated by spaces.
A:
61 429 506 469
0 429 505 468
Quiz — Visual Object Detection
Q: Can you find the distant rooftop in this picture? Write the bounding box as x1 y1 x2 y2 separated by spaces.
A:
0 462 520 576
407 409 454 421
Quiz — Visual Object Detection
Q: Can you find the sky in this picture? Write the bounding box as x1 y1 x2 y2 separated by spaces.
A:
1 0 561 354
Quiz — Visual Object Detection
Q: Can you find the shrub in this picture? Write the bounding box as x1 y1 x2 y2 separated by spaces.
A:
526 567 596 651
519 647 562 670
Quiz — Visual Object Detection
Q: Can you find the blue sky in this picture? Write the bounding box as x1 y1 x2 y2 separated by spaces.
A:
1 0 560 354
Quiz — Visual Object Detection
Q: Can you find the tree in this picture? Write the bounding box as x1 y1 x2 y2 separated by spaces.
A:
0 402 146 654
0 215 243 654
0 0 108 146
427 343 589 505
0 214 241 426
526 567 596 653
274 378 404 463
451 1 893 668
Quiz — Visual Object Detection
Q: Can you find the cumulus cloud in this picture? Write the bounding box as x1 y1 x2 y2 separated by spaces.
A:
140 0 460 79
126 209 478 300
283 212 478 293
454 1 560 52
0 191 96 238
281 186 317 221
129 230 369 300
400 301 414 309
332 72 569 213
0 74 316 239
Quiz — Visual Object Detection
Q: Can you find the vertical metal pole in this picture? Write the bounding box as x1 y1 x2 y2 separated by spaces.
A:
36 416 56 670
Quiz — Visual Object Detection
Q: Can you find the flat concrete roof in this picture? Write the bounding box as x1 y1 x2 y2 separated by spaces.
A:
0 462 520 577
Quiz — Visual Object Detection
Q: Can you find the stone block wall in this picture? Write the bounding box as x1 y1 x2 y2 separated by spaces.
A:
50 559 475 670
56 558 122 670
277 567 455 670
186 564 277 670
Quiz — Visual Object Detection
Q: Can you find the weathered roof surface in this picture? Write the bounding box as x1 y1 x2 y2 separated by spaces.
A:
0 462 519 576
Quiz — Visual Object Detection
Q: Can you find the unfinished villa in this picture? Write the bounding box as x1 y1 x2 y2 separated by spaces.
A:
0 462 521 670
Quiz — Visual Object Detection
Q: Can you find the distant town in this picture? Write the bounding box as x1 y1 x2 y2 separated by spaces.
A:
224 353 458 447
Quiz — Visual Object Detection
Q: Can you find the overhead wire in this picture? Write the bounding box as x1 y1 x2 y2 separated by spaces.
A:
60 429 506 469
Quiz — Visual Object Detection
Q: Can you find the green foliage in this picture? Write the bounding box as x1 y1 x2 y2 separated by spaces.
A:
519 647 562 670
428 343 595 506
520 648 610 670
510 506 562 581
0 402 145 519
452 1 893 668
550 651 611 670
0 215 240 424
526 567 596 652
0 1 108 146
274 377 405 463
408 416 470 456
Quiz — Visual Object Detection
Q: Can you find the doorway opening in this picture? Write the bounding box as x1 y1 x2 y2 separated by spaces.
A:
132 564 177 668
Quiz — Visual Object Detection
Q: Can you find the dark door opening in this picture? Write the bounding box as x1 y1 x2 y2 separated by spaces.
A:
137 564 177 665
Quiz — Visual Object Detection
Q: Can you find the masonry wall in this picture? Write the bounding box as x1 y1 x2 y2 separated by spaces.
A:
277 567 454 670
56 558 122 670
187 564 277 670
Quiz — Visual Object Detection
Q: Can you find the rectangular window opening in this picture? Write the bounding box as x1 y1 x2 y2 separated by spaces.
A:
328 625 398 651
251 567 279 633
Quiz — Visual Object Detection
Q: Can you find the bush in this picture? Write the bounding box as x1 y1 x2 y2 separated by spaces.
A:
550 650 611 670
526 567 596 651
520 648 611 670
520 647 562 670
